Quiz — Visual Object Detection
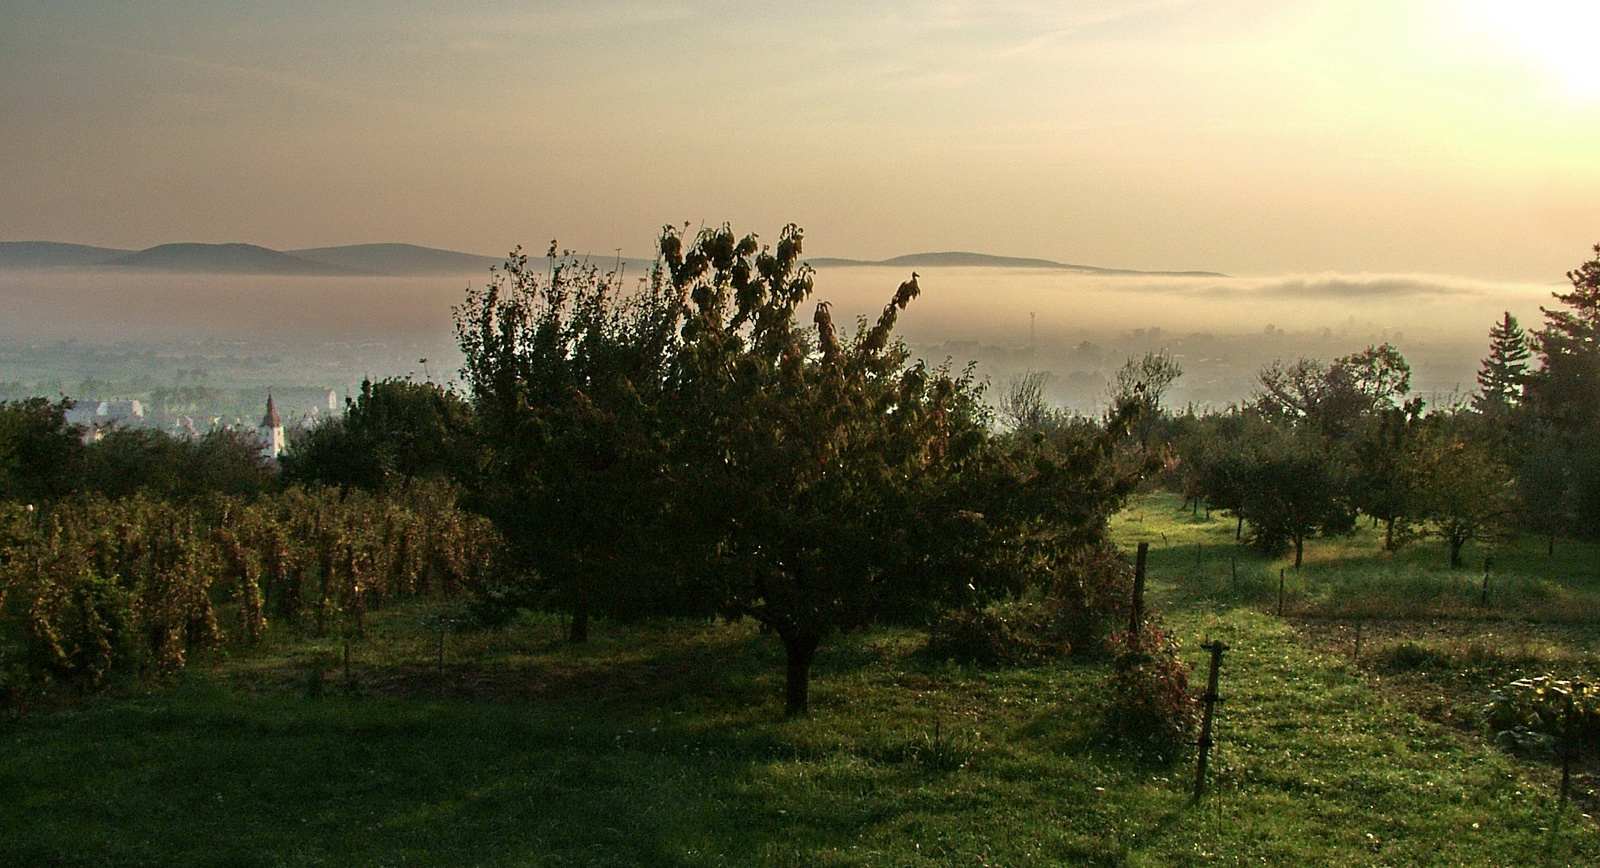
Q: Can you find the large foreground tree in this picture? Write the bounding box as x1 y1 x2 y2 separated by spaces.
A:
660 224 1146 715
660 224 990 715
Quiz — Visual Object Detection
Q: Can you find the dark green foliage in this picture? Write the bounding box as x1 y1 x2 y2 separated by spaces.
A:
1474 311 1532 414
1411 415 1514 568
281 377 471 491
923 543 1137 666
1197 416 1345 567
0 398 85 503
84 426 276 500
1252 343 1410 440
924 601 1068 666
1520 244 1600 539
1348 401 1424 550
659 223 1155 715
454 246 687 642
660 223 997 714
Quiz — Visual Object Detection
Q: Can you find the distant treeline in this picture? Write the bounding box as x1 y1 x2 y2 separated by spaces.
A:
1136 245 1600 568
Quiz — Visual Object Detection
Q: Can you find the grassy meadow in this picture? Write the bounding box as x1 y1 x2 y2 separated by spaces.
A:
5 493 1600 866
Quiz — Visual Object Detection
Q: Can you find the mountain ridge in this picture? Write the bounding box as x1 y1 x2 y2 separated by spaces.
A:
806 251 1225 277
1 241 1223 278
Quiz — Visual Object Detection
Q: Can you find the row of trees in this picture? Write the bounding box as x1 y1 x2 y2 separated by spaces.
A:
1167 244 1600 568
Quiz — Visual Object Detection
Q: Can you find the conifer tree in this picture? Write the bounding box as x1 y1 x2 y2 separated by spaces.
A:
1473 311 1531 412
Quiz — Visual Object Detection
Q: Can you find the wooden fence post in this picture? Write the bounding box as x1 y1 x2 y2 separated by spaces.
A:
1194 640 1229 801
1131 542 1149 637
1562 703 1576 806
1277 568 1285 617
1479 556 1493 607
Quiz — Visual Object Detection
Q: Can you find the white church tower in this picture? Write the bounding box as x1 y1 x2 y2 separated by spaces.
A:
258 393 285 461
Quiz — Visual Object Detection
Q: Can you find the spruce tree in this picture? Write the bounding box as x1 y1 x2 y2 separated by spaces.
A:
1472 311 1531 412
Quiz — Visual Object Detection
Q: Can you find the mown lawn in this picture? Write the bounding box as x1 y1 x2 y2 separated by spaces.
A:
4 494 1599 866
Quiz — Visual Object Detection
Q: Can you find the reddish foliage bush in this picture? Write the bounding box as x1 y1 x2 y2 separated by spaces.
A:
1102 625 1198 761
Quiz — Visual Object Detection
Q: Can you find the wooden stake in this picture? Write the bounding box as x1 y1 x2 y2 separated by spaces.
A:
1194 640 1228 801
1353 621 1363 660
1479 556 1493 607
1131 542 1149 637
1277 569 1285 617
1562 704 1576 807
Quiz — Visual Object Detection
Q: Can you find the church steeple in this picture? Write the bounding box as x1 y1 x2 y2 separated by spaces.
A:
258 392 285 461
260 393 282 429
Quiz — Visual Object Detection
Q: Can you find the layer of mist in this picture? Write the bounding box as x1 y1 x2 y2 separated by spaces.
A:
0 264 1560 416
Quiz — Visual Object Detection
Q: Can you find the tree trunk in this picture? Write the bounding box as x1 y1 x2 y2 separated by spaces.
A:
568 601 590 644
1294 536 1304 569
1384 517 1395 551
781 630 821 718
1235 515 1243 541
1449 537 1465 570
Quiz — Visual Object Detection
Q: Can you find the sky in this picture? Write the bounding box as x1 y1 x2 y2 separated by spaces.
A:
2 0 1598 280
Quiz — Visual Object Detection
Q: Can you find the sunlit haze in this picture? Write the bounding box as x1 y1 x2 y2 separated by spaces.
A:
3 0 1596 276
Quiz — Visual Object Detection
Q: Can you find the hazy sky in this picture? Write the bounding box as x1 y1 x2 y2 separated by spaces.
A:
3 0 1597 279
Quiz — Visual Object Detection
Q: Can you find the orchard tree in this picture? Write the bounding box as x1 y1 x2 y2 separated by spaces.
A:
1253 344 1410 441
1110 350 1182 445
1348 400 1425 551
455 247 686 642
1413 418 1514 568
659 224 1146 716
1231 422 1345 568
660 224 986 715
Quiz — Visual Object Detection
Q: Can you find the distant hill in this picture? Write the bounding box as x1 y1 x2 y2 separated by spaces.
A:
2 240 1223 278
289 243 503 276
105 243 365 276
0 241 133 268
807 251 1225 277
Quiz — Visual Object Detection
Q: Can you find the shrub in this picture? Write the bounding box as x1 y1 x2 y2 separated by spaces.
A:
1043 543 1135 654
1482 674 1600 754
1102 625 1197 762
923 542 1137 666
924 600 1066 666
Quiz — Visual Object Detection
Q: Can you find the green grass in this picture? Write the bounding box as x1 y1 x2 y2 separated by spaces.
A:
5 495 1600 865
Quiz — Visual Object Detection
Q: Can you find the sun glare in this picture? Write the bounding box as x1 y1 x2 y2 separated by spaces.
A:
1465 0 1600 101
